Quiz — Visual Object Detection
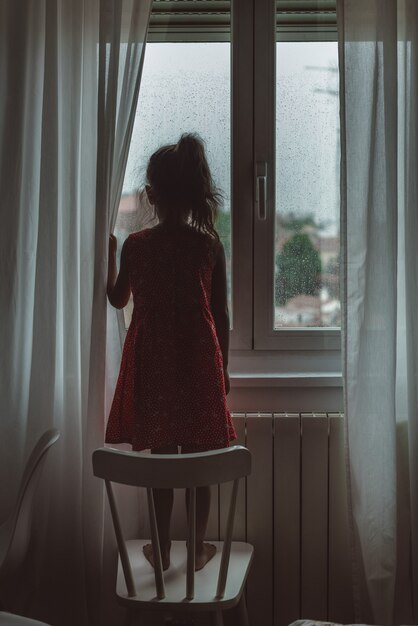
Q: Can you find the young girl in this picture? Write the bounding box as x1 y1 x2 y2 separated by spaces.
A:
106 133 236 572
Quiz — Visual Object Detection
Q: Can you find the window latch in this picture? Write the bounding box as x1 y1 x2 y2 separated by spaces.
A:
255 161 267 221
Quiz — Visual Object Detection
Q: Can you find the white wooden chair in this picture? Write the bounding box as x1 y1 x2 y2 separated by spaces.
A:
0 429 60 590
92 445 253 626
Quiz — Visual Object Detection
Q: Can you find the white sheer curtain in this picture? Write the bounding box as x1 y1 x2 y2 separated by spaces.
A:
0 1 151 625
339 0 418 623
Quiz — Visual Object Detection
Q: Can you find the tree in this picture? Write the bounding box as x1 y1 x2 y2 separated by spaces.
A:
278 212 326 234
275 233 322 306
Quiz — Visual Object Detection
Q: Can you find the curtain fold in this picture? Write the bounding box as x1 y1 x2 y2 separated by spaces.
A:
92 1 152 623
339 0 418 622
0 1 151 624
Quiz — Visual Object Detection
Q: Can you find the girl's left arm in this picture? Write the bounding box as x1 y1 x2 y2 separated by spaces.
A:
211 242 230 394
107 234 131 309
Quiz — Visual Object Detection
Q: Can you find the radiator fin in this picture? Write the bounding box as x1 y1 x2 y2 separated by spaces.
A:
274 414 301 626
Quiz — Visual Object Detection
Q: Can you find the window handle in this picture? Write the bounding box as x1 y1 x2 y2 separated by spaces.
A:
255 161 267 221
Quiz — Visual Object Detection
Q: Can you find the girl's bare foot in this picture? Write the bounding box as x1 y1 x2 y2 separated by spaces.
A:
195 542 216 571
143 542 171 571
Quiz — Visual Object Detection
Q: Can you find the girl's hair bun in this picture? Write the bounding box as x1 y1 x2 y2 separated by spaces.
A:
176 133 203 150
175 133 205 169
146 133 222 239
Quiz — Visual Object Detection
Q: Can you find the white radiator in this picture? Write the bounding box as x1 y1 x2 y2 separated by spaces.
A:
140 413 354 626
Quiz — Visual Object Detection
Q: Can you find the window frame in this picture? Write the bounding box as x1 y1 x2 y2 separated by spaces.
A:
116 0 342 368
253 0 340 351
119 0 255 350
229 0 254 350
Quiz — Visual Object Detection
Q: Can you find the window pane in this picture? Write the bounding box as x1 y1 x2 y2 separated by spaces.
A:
115 43 231 328
274 42 340 329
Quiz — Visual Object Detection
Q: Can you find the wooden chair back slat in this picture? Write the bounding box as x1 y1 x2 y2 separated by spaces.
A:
186 487 196 599
92 446 251 488
216 478 239 598
146 488 165 599
105 480 136 598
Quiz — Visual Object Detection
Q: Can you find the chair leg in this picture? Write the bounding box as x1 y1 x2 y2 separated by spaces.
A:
237 594 249 626
211 610 224 626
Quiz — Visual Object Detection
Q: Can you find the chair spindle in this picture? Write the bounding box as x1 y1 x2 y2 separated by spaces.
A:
216 478 239 598
105 480 136 598
147 487 166 599
186 487 196 600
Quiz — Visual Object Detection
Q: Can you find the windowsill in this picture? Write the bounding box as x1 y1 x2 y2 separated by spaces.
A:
230 372 342 387
227 372 343 412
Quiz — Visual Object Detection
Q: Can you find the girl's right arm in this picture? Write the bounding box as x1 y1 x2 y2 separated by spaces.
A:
107 234 131 309
211 242 230 394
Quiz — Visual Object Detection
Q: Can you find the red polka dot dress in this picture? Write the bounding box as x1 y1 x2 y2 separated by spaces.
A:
105 224 236 451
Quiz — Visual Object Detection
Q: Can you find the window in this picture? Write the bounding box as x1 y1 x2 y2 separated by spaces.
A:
253 0 340 351
274 42 339 330
115 0 340 365
116 42 232 320
115 2 232 328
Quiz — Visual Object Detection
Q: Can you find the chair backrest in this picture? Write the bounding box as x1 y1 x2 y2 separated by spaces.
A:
93 445 251 488
93 445 251 601
0 429 60 578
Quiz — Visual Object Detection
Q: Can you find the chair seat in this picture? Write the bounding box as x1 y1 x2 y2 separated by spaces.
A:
116 540 253 612
0 613 51 626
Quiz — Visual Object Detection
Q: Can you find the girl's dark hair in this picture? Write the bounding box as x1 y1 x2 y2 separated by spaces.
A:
146 133 221 239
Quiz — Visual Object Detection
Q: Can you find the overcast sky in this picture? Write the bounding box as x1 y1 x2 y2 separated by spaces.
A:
123 42 339 235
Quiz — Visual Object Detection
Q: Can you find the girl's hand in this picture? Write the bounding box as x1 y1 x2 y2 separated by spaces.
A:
223 369 230 395
107 237 131 308
109 233 117 256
